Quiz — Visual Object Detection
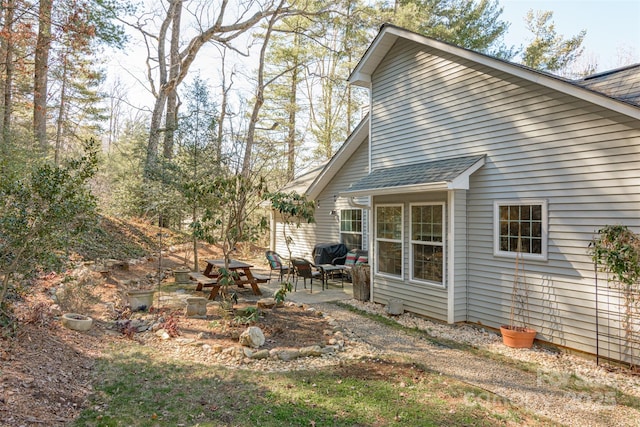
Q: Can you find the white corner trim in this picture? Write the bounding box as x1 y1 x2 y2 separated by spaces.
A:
447 191 455 324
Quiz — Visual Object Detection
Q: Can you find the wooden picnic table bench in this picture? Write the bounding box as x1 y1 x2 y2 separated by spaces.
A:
199 259 266 300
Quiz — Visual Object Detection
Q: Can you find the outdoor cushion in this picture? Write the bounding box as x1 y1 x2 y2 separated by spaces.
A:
344 251 359 266
356 255 368 265
266 251 284 268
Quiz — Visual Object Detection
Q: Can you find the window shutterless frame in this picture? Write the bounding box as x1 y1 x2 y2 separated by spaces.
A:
409 202 446 287
340 208 363 250
493 199 548 261
374 204 404 278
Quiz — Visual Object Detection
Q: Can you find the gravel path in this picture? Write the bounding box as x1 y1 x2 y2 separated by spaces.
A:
315 300 640 427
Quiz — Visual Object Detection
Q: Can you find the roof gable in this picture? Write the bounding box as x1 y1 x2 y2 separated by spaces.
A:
306 114 369 199
277 162 327 195
349 24 640 120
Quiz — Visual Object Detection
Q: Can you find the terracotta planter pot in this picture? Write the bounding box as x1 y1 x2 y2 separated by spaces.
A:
500 325 537 349
61 313 93 331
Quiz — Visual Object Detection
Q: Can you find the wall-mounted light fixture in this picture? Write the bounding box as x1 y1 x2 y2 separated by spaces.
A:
329 209 337 216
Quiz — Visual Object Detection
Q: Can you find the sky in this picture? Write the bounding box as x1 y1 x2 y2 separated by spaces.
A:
498 0 640 72
108 1 640 114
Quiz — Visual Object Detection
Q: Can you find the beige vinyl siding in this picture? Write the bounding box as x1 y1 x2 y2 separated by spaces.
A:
370 38 640 355
373 192 449 322
317 141 370 250
275 140 370 261
274 212 316 260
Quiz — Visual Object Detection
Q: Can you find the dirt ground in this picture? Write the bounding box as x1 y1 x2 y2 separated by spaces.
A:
0 243 331 426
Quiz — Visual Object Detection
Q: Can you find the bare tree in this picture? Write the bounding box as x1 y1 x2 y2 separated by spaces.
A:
134 0 295 175
162 0 182 160
241 0 286 176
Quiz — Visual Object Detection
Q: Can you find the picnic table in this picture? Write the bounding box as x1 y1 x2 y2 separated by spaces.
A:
198 259 267 300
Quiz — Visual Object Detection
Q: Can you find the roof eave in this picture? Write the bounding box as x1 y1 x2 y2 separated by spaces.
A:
340 155 485 197
350 25 640 120
341 181 450 197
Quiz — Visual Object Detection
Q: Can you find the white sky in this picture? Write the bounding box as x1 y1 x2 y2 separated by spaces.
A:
499 0 640 71
108 1 640 113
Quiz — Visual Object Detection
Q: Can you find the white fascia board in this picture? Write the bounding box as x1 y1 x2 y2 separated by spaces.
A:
449 156 485 190
341 181 449 197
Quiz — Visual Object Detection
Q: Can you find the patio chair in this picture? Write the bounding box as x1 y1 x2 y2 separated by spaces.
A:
291 258 323 292
265 250 290 281
332 249 367 281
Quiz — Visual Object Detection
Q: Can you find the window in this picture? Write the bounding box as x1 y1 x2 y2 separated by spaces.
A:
411 203 444 285
340 209 362 249
376 205 403 276
494 200 547 260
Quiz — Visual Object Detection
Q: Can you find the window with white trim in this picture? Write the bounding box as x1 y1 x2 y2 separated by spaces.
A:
494 200 548 260
410 203 445 285
375 204 403 276
340 209 362 250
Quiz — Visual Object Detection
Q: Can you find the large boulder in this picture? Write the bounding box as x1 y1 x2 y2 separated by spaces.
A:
239 326 265 348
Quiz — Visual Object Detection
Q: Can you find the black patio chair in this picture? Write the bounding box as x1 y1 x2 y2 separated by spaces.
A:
291 258 323 292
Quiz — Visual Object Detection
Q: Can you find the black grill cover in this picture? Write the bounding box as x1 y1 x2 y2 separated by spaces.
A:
313 243 348 265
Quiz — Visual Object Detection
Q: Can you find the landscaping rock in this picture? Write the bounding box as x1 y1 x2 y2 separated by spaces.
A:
273 349 300 361
257 298 277 309
155 329 171 340
299 345 322 358
251 349 270 360
239 326 265 348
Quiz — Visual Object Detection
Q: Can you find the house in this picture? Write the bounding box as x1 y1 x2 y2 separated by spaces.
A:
269 115 370 260
272 24 640 364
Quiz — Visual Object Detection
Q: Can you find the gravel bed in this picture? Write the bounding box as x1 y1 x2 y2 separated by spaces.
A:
331 299 640 427
343 299 640 400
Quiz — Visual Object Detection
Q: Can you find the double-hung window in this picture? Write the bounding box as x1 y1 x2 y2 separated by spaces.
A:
494 199 548 260
340 209 362 250
410 203 445 285
375 205 403 276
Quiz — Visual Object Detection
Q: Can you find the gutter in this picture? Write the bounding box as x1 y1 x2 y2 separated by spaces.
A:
348 196 370 210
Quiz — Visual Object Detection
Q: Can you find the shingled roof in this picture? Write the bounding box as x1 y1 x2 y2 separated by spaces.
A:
575 64 640 107
343 154 486 196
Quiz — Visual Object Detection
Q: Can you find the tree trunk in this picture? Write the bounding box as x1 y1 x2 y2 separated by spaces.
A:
146 92 167 176
34 0 52 151
242 2 283 176
163 0 182 160
143 1 280 176
216 50 231 165
0 0 15 148
54 52 68 165
286 65 297 181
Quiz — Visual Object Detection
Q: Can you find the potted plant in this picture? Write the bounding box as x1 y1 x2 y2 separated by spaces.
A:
500 236 537 348
55 267 99 331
